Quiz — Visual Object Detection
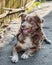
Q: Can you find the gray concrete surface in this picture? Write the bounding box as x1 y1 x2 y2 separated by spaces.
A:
0 11 52 65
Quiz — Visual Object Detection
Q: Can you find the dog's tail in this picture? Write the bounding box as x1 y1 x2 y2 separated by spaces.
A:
44 38 51 44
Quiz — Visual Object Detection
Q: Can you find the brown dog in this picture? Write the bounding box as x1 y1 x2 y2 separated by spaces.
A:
11 13 51 63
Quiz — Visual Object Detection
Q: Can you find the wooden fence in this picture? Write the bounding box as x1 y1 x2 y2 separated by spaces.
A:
0 0 32 32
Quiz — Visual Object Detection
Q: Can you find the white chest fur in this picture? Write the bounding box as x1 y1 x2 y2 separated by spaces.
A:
24 37 33 49
18 37 33 50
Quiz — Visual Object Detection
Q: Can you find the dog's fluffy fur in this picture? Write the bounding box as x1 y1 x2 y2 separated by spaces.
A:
11 13 51 63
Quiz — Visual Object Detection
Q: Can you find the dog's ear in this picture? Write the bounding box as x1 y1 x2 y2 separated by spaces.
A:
41 18 44 23
19 13 26 17
19 13 27 21
33 15 44 23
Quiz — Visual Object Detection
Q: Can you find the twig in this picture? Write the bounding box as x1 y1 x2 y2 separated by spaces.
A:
0 7 25 19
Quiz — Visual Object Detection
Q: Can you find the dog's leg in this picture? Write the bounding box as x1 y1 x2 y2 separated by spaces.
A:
11 46 19 63
11 44 22 63
21 47 40 59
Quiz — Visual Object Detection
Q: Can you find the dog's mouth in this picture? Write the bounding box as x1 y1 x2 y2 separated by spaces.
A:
22 28 31 34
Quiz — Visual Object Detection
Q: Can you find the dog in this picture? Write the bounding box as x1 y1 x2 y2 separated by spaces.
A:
11 13 51 63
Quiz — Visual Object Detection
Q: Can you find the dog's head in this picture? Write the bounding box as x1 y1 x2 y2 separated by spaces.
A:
20 13 44 35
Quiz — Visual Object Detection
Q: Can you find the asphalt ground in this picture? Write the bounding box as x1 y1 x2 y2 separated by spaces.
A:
0 11 52 65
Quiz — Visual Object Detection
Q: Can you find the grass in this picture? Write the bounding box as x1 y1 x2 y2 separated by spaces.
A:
25 2 42 13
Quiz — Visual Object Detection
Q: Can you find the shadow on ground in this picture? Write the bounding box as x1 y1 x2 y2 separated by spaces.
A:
0 11 52 65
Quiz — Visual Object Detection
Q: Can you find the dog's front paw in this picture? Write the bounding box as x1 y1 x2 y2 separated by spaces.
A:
11 55 18 63
21 53 29 59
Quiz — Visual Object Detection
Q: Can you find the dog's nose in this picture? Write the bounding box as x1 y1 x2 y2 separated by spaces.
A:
21 25 25 28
